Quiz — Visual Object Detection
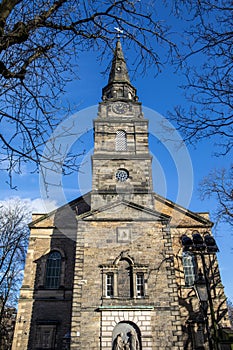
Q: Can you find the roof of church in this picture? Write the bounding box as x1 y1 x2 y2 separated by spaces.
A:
77 198 171 222
30 191 213 229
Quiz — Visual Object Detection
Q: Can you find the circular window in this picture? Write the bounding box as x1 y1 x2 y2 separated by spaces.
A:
116 169 129 182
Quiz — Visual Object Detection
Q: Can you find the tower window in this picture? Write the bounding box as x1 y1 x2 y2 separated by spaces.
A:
106 273 114 297
115 130 127 151
182 252 196 286
136 273 145 297
45 251 62 289
117 89 123 97
35 324 56 349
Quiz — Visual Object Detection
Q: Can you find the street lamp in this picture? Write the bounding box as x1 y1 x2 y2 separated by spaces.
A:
194 270 212 349
181 232 219 350
181 232 219 253
194 270 208 307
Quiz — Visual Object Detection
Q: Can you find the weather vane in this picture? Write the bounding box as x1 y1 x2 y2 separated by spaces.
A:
114 27 124 39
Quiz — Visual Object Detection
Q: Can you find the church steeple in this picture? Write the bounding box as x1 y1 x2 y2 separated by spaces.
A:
102 40 138 101
108 40 130 84
92 40 153 210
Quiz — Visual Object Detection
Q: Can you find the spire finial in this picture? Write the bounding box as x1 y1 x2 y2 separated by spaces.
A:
114 27 124 39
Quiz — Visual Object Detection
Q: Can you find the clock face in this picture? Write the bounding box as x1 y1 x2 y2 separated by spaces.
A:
116 169 129 182
112 102 129 114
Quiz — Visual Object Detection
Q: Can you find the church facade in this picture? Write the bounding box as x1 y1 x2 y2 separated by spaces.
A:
12 42 231 350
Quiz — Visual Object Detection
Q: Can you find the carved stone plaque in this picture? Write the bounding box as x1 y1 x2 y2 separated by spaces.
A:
117 227 131 243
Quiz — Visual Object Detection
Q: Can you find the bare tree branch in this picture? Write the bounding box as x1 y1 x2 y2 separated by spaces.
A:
0 0 177 186
170 0 233 155
199 166 233 226
0 198 30 347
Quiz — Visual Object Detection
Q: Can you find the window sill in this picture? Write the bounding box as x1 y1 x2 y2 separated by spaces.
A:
102 296 149 300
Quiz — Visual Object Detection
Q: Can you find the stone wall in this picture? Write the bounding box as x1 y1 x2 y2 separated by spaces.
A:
70 210 183 349
12 210 77 350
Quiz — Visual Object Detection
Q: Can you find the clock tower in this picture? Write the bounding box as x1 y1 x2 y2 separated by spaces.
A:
91 41 153 209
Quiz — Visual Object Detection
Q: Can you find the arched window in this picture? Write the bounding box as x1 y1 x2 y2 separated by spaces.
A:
115 130 127 151
45 251 62 289
182 252 196 286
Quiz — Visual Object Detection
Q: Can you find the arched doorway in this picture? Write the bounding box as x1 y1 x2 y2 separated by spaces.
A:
112 321 141 350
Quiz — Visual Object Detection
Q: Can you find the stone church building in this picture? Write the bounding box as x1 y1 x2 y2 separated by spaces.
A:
12 42 231 349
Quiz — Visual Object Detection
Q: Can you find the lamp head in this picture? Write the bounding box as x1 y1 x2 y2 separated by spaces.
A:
204 233 219 253
194 270 208 303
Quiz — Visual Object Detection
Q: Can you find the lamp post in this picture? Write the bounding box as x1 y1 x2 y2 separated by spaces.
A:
181 232 219 350
194 270 213 350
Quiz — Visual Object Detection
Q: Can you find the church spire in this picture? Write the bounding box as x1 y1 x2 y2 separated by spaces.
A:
108 40 130 84
102 40 138 101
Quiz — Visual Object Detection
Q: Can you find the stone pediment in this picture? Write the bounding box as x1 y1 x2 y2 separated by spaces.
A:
29 192 91 228
78 199 171 222
153 193 213 228
29 191 212 228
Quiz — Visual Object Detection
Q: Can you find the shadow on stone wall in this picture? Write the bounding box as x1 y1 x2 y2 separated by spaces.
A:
27 196 90 350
